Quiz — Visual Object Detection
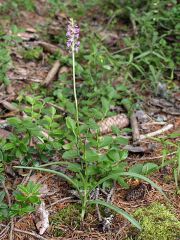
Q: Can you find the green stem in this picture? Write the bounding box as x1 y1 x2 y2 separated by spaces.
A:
72 42 79 131
81 188 87 221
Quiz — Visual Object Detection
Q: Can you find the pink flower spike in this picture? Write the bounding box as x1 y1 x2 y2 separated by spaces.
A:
66 18 80 52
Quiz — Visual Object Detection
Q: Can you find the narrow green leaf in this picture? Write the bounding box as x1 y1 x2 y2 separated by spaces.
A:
14 166 79 192
134 50 151 60
96 172 167 200
89 199 141 230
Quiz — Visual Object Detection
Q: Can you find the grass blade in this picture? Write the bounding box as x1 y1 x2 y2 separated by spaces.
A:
89 199 141 230
14 166 79 191
96 172 167 200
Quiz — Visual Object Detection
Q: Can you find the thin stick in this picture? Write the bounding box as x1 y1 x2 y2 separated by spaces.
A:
46 102 66 113
0 223 10 240
38 41 64 55
0 224 47 240
95 188 102 222
139 124 173 140
42 60 60 86
1 100 18 111
47 196 76 208
130 112 140 143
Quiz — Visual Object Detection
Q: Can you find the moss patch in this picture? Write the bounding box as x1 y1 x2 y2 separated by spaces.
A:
127 202 180 240
50 203 81 237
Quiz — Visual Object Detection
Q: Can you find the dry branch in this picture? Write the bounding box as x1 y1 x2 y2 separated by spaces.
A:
130 112 140 142
1 100 18 111
47 196 76 208
139 124 173 140
42 60 61 86
38 41 64 55
0 224 47 240
121 101 140 143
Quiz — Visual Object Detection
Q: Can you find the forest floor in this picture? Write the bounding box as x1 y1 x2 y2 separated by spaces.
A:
0 1 179 239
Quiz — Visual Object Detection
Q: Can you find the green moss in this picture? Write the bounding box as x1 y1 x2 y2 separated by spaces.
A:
127 203 180 240
22 47 42 61
50 203 81 237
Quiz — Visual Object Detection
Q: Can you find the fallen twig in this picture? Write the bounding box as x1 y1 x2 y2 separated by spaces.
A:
46 102 66 113
42 60 61 86
139 124 173 140
38 41 62 55
95 188 102 222
47 196 77 208
130 112 140 143
121 101 139 142
0 223 10 240
142 121 167 126
1 100 18 111
123 143 155 153
0 224 48 240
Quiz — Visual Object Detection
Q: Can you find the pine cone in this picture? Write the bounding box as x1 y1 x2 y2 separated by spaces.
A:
98 114 129 134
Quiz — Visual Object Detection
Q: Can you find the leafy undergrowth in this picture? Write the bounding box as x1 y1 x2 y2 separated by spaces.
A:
0 0 179 239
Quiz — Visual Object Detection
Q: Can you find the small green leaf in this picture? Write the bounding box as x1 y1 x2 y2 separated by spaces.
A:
66 117 76 131
0 191 5 202
67 163 81 173
26 96 34 105
85 150 100 162
114 137 129 145
99 136 113 148
107 149 120 161
142 163 158 175
7 117 22 126
62 150 79 159
3 143 14 151
129 164 144 174
29 196 40 204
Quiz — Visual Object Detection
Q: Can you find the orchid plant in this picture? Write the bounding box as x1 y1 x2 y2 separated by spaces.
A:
14 18 167 230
